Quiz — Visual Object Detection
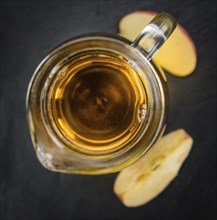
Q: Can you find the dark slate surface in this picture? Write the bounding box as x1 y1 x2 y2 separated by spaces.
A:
0 0 216 220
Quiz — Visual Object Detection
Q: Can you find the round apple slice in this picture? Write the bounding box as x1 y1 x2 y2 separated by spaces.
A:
114 129 193 207
119 11 197 77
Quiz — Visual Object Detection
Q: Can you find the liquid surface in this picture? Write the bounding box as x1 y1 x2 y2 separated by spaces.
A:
48 53 146 150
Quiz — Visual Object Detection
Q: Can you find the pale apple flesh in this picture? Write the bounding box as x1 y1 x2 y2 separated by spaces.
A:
114 129 193 207
119 11 197 77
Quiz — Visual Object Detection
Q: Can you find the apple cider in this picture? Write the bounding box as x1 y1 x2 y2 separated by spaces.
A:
27 13 173 173
46 51 147 152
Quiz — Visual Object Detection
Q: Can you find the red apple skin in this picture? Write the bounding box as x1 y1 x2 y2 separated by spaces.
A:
117 194 124 202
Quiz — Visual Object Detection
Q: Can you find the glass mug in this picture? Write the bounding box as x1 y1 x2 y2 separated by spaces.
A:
26 12 176 174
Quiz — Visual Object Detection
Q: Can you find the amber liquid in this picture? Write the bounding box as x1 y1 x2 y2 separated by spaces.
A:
47 52 147 152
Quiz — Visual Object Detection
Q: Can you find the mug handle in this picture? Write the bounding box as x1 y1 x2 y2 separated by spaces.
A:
131 12 177 60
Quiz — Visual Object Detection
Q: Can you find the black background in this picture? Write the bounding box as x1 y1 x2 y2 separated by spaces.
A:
0 0 216 220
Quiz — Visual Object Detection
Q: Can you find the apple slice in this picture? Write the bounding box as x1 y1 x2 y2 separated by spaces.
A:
114 129 193 207
119 11 197 77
